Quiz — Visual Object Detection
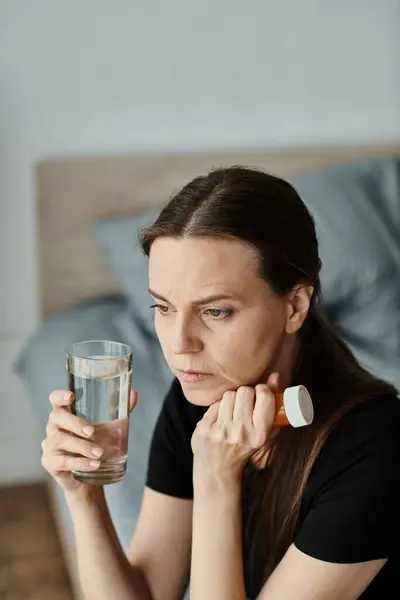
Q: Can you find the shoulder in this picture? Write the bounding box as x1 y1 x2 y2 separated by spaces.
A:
338 392 400 428
312 393 400 487
322 393 400 456
296 394 400 562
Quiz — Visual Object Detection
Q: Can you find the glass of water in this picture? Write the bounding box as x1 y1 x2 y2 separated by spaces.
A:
66 340 133 485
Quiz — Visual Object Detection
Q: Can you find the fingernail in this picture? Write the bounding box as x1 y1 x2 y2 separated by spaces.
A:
256 384 268 391
82 425 94 437
89 460 100 468
91 447 103 457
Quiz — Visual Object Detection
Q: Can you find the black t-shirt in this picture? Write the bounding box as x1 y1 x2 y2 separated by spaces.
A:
146 377 400 599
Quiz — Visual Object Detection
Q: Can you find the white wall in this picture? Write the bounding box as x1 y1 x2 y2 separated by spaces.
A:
0 0 399 483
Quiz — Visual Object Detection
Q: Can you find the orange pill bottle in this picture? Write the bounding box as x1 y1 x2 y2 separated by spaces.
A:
274 385 314 427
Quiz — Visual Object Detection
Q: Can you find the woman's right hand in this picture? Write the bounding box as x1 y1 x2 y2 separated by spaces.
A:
41 389 137 497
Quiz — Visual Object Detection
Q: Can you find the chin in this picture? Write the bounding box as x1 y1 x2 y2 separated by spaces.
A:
179 375 250 407
178 379 225 407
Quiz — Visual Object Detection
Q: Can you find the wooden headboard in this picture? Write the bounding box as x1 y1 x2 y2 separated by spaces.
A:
36 144 400 318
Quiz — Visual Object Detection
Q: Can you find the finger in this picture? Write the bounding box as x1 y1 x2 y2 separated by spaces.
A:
41 453 101 474
232 386 255 424
199 401 220 426
253 384 275 432
129 389 138 413
49 390 74 408
43 431 103 459
266 372 280 394
217 391 236 423
47 407 94 439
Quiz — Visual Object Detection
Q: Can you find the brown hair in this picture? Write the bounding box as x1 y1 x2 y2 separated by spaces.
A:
139 166 396 584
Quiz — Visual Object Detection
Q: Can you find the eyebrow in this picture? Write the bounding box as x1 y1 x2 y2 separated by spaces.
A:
148 289 245 306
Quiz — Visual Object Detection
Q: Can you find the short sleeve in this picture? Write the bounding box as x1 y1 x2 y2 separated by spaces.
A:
146 378 203 499
295 399 400 563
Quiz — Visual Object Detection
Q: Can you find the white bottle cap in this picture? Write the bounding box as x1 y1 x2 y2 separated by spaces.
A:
283 385 314 428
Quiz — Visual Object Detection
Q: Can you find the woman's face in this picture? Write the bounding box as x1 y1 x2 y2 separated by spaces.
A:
148 236 300 406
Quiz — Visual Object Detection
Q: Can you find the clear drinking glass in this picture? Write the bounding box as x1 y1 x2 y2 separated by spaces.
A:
66 340 133 485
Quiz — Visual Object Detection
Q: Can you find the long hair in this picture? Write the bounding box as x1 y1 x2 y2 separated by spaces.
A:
139 166 396 584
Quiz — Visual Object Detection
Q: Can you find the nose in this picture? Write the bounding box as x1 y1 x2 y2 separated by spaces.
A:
171 315 203 355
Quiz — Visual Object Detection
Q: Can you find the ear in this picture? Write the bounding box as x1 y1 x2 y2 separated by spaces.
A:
285 285 314 334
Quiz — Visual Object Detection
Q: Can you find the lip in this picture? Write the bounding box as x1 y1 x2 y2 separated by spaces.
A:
179 369 209 375
176 369 211 383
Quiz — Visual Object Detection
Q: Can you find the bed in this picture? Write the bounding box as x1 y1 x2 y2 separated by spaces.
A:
16 143 400 599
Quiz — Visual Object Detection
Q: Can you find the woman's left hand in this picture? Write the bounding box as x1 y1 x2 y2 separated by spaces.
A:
191 373 280 482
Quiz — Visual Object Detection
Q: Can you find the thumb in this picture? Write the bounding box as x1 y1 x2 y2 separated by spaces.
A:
129 389 138 413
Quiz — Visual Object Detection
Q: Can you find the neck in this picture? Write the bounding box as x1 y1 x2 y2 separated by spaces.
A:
264 332 300 392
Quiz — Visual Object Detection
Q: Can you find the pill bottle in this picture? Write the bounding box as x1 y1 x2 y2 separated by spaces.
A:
274 385 313 427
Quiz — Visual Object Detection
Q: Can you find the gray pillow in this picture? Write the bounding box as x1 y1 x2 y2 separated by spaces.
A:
14 295 174 549
91 210 159 335
90 157 400 390
288 156 400 365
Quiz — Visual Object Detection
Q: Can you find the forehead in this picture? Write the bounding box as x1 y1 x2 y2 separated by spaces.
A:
148 236 261 293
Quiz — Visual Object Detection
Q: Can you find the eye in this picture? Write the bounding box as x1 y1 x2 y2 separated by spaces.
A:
204 308 233 319
149 303 169 314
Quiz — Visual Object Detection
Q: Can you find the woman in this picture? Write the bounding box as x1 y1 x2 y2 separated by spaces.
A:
41 167 400 600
